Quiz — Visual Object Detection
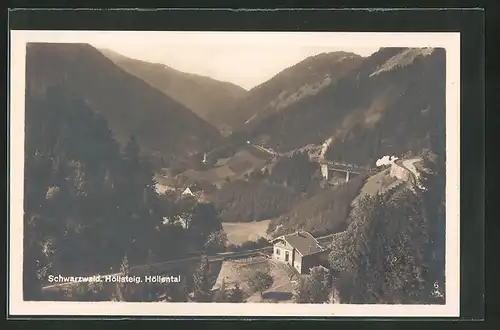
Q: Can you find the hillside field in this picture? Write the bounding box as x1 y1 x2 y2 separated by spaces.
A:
222 220 272 245
179 146 271 185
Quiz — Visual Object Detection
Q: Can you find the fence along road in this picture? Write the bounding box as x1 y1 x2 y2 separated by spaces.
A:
42 234 335 292
41 160 421 293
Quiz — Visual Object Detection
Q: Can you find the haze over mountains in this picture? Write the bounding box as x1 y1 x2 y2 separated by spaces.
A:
98 48 248 134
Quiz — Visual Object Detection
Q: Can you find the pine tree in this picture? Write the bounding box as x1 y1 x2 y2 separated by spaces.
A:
307 266 331 303
205 230 228 253
293 267 331 303
142 249 160 302
192 255 213 302
22 84 201 301
228 282 245 303
165 278 189 302
213 279 229 302
417 152 446 300
120 254 130 276
248 269 274 298
292 277 309 303
122 135 140 164
119 254 131 300
338 187 435 304
190 203 223 249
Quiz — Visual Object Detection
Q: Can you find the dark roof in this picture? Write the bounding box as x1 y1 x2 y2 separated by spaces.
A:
272 231 326 256
186 185 203 192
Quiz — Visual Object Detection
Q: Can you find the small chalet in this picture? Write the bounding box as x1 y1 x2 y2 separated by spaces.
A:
182 184 202 197
270 231 329 274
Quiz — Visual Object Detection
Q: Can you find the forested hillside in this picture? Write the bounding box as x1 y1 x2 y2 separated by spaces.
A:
266 151 322 194
237 48 446 167
99 48 248 133
219 51 363 130
211 180 302 222
328 151 445 304
26 43 221 165
23 85 224 301
22 42 448 304
268 175 365 237
210 151 322 222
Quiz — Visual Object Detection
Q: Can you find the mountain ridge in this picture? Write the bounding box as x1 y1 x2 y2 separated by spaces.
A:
217 51 365 131
233 47 445 167
26 42 222 163
98 48 248 133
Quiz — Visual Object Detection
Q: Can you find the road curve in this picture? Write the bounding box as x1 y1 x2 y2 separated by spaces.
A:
402 158 421 179
395 158 422 188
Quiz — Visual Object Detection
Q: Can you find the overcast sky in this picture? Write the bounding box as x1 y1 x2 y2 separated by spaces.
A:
31 31 378 90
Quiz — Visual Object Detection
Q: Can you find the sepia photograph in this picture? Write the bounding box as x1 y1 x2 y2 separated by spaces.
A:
9 30 460 317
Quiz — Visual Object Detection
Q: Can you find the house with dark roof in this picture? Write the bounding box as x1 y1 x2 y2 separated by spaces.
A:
182 183 202 195
181 184 206 202
270 231 329 274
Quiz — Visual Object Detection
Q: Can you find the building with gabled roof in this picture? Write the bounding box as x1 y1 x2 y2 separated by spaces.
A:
181 183 208 203
270 231 329 274
181 184 202 196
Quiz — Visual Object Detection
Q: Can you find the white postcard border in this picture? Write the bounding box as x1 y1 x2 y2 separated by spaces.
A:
9 31 460 317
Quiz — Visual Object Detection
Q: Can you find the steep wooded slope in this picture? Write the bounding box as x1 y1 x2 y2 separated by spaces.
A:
220 51 364 131
99 48 247 133
238 48 446 167
26 43 222 163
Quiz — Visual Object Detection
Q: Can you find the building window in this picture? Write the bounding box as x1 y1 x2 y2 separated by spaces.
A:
276 248 280 255
285 251 289 262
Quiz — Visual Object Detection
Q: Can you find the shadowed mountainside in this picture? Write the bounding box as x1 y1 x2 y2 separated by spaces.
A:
26 43 222 163
99 48 248 134
219 51 364 131
233 48 446 167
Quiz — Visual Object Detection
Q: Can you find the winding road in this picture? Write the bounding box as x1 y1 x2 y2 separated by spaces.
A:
396 158 422 188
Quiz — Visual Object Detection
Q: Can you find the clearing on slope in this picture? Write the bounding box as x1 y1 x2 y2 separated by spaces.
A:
222 220 272 245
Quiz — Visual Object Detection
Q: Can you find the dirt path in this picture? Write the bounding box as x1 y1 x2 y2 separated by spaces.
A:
402 158 421 179
399 158 423 189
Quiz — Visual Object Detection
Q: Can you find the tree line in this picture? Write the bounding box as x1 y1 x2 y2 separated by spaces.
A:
325 151 446 304
282 151 445 304
23 85 224 300
211 151 322 223
268 174 366 237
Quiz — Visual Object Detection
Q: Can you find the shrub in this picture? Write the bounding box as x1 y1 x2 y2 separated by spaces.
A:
227 282 245 303
293 266 331 303
248 269 274 297
225 237 270 252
